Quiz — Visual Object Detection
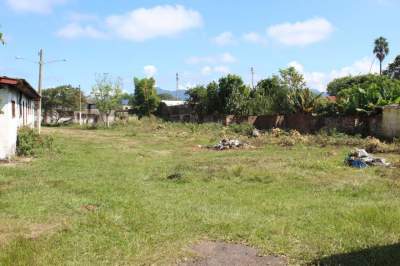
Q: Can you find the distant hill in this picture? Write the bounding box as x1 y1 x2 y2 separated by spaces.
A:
157 88 188 100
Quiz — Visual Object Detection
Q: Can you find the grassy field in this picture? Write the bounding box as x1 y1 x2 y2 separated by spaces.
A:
1 118 400 265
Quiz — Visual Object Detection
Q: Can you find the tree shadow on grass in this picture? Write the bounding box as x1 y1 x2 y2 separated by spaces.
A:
312 243 400 266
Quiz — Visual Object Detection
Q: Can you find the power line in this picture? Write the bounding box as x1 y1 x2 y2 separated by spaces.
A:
16 49 66 134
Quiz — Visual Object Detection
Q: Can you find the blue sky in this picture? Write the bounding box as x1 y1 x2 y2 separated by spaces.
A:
0 0 399 94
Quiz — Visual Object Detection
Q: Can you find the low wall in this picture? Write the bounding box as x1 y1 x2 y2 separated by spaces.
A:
224 113 399 138
378 105 400 139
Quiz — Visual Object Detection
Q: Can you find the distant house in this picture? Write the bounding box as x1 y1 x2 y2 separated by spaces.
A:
158 100 194 122
0 77 40 160
326 96 337 102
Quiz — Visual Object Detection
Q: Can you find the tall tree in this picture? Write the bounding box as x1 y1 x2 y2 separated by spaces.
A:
185 86 208 121
255 76 290 114
91 74 123 127
217 74 248 114
373 37 389 75
42 85 85 123
133 77 160 118
279 67 307 91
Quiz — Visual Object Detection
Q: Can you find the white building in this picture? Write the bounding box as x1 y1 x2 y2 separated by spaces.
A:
0 77 40 160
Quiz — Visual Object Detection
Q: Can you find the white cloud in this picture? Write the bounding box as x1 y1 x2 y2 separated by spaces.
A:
201 65 230 76
288 61 305 73
214 66 230 75
67 12 99 22
6 0 67 14
267 18 334 46
288 57 379 91
57 23 106 39
213 31 235 46
242 32 267 45
201 66 213 76
220 52 236 63
186 53 237 65
106 5 203 41
144 65 158 77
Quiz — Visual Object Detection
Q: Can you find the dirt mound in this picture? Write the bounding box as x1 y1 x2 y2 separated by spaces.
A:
180 241 286 266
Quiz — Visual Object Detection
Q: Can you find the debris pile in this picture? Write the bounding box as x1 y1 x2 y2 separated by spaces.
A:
212 138 246 150
345 148 390 168
251 129 261 138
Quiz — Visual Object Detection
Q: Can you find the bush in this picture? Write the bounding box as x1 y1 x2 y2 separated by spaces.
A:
17 127 54 156
227 123 254 136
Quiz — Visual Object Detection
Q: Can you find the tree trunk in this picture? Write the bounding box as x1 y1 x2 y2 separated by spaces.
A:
380 61 382 75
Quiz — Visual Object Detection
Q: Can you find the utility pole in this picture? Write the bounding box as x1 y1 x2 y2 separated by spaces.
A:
176 72 179 100
37 49 44 134
79 85 82 126
251 67 255 90
16 49 66 134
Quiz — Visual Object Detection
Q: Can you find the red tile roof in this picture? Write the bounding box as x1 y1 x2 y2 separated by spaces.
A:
0 76 40 100
326 96 337 102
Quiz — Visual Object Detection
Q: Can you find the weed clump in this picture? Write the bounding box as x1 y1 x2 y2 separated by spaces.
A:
228 123 255 136
17 127 54 156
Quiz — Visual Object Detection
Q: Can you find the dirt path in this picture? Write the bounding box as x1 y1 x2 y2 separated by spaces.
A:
180 241 286 266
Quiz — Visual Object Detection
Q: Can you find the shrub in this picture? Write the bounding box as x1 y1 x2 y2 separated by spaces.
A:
17 127 53 156
228 123 254 136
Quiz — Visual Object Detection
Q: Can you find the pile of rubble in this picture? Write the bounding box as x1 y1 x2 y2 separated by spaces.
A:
212 138 247 151
345 148 391 168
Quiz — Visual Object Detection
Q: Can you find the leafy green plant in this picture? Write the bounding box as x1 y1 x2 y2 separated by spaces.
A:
17 127 54 156
228 123 254 136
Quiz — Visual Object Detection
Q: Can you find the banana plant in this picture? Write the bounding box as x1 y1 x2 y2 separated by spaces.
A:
288 88 322 114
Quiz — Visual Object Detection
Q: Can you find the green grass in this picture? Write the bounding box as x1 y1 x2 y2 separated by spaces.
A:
1 118 400 265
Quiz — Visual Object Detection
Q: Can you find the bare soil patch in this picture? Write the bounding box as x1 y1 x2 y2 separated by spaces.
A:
180 241 286 266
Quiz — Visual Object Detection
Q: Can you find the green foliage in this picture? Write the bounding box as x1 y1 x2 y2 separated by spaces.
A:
206 81 219 114
217 74 249 114
185 86 208 120
133 77 160 118
384 55 400 79
335 75 400 114
186 68 322 117
227 123 254 136
158 93 177 101
226 85 251 116
91 74 123 126
42 85 85 114
288 88 323 114
374 36 390 75
279 66 307 91
17 127 53 156
327 75 380 96
254 75 290 114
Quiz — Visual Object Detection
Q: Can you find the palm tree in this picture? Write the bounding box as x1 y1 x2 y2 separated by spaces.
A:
373 37 389 75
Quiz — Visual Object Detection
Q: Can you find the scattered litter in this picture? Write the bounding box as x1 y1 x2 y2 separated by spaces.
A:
252 129 261 138
211 138 247 150
345 148 391 168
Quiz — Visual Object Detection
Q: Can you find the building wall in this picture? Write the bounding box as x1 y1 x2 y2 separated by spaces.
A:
381 106 400 139
0 87 36 160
